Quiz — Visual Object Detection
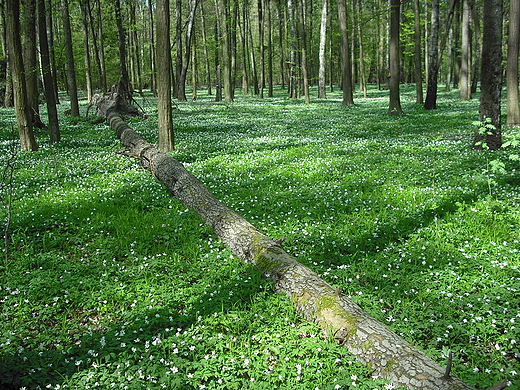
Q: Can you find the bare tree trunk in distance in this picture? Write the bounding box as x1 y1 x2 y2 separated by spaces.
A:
413 0 423 104
318 0 327 99
424 0 439 109
6 0 38 150
148 0 156 95
95 0 107 91
80 0 93 102
200 1 212 95
473 0 503 150
337 0 353 105
388 0 402 115
299 0 310 104
356 0 366 98
460 0 470 100
506 0 520 127
424 0 459 109
62 0 80 116
266 0 273 97
156 0 175 151
258 0 265 98
38 0 60 143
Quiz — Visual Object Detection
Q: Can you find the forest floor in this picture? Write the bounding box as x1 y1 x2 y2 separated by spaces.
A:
0 85 519 390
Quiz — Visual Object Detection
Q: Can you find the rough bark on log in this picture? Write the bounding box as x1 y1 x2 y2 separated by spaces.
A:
102 107 478 390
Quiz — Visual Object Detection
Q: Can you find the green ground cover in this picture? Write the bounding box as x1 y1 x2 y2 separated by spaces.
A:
0 85 519 389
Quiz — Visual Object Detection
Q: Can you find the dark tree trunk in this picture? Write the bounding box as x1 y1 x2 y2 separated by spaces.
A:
424 0 459 110
337 0 353 105
61 0 80 116
473 0 503 150
388 0 402 115
93 103 479 390
115 0 131 99
22 0 39 123
38 0 60 143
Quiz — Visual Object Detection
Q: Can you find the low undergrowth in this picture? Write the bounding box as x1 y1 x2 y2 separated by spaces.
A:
0 85 519 389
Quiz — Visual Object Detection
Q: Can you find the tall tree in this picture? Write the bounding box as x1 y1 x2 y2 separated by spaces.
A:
258 0 265 98
80 0 93 101
473 0 503 150
94 0 107 91
424 0 439 109
424 0 459 109
356 0 366 98
175 0 198 101
156 0 174 151
115 0 131 97
388 0 402 115
299 0 310 103
266 0 273 97
6 0 38 150
0 0 14 107
216 0 234 102
506 0 520 127
318 0 327 99
414 0 423 104
61 0 80 116
148 0 157 95
460 0 471 100
38 0 60 143
337 0 353 105
22 0 39 122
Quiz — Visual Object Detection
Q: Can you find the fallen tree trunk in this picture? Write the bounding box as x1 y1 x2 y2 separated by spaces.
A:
102 106 477 390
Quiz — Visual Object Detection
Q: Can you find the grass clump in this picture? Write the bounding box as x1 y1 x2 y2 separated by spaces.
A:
0 85 519 389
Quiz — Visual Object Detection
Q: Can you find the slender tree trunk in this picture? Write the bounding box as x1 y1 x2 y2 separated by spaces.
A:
191 33 197 100
473 0 503 150
266 0 273 97
337 0 353 105
470 2 481 94
299 0 310 104
277 0 286 89
356 0 366 98
174 0 183 100
0 0 14 107
247 3 259 95
38 0 60 143
95 0 107 92
318 0 327 98
506 0 520 127
80 0 93 102
288 0 298 98
148 0 156 95
424 0 439 109
414 0 423 104
460 0 470 100
258 0 265 98
22 0 39 121
6 0 38 150
217 0 234 102
424 0 459 109
445 26 453 92
200 1 212 95
61 0 80 116
87 0 104 91
388 0 402 115
156 0 175 151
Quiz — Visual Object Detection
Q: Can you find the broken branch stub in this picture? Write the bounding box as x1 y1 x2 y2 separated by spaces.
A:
103 108 477 390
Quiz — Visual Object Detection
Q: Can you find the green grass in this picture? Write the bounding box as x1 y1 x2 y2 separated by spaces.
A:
0 85 519 390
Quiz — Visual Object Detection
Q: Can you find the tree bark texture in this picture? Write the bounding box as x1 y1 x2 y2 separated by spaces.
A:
388 0 402 115
473 0 503 150
337 0 353 105
94 103 478 390
506 0 520 127
6 0 38 150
